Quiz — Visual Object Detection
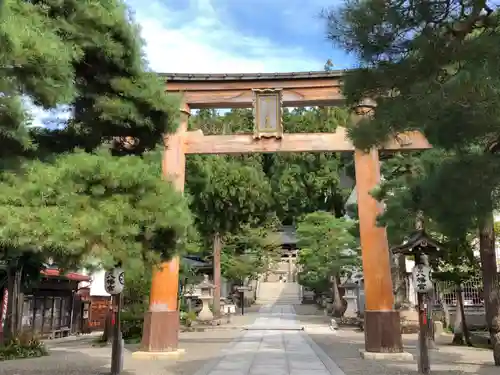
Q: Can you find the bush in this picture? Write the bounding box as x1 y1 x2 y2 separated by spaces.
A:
121 311 143 341
0 331 48 361
180 310 197 327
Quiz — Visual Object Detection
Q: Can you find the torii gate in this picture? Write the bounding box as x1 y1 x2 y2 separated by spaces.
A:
135 71 431 358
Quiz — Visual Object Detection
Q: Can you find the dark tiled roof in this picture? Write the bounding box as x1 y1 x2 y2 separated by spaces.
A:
391 230 444 254
159 70 345 82
182 255 211 268
280 225 297 245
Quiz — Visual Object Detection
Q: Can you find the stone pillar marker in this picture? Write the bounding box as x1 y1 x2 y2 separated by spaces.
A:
133 103 190 359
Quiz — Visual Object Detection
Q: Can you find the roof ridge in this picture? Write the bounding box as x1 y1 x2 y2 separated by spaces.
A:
159 70 345 81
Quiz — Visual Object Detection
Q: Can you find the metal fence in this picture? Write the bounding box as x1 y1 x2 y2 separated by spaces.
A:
433 275 484 306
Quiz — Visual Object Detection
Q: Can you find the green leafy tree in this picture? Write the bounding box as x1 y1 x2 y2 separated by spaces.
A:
296 211 359 317
221 225 282 284
0 149 192 341
188 107 352 224
186 155 273 314
268 107 351 223
0 149 192 264
2 0 179 158
1 0 184 342
433 235 479 346
0 0 77 157
325 1 500 363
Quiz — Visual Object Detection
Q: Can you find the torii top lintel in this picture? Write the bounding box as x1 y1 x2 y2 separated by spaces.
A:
161 70 344 109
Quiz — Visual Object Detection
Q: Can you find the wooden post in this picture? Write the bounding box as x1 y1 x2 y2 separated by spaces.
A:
415 252 430 373
353 101 403 353
139 103 189 353
417 292 430 374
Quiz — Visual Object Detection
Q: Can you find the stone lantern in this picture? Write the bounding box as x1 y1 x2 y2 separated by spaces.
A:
197 274 215 322
341 281 359 318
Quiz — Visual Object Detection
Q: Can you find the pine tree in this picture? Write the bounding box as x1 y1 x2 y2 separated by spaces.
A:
324 1 500 363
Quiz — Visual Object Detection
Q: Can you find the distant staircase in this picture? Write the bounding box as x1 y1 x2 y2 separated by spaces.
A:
256 282 301 305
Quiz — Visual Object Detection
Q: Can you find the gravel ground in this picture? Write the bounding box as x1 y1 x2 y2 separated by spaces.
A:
0 310 260 375
294 304 498 375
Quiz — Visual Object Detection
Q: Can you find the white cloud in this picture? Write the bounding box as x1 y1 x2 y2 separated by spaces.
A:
130 0 323 73
29 0 323 127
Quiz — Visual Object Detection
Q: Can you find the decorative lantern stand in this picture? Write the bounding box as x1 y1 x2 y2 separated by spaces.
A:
197 275 215 322
392 230 443 375
236 286 252 316
341 281 359 318
104 266 125 375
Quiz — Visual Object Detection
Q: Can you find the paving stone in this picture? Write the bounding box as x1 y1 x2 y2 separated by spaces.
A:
290 370 331 375
250 367 288 375
199 304 344 375
214 360 252 370
208 371 248 375
289 360 328 370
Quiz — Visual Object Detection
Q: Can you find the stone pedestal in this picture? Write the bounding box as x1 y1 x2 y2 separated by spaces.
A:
326 298 333 314
320 295 328 308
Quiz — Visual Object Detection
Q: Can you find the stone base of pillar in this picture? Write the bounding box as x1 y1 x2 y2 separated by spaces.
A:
359 349 413 360
364 310 403 353
138 310 180 354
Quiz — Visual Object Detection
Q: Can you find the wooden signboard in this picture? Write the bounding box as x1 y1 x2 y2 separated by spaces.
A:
253 89 283 139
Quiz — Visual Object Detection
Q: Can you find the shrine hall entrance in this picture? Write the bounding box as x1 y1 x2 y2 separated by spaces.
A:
136 71 431 357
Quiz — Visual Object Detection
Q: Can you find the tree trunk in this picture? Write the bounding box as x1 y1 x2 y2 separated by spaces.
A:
394 253 409 309
14 268 23 334
478 210 500 365
101 307 113 343
440 290 451 329
3 268 15 344
452 287 464 345
212 233 222 318
331 274 344 318
3 263 23 344
457 284 472 346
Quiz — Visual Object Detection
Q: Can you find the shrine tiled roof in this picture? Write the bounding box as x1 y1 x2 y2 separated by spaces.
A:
391 230 444 254
160 70 344 82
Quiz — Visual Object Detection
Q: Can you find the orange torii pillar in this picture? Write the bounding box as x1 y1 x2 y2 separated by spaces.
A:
353 101 403 354
135 103 189 358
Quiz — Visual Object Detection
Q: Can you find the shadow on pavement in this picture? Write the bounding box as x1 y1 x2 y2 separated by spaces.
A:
294 303 498 375
0 327 248 375
0 343 112 375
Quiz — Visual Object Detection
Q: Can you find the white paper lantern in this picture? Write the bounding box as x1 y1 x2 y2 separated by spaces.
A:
411 264 433 293
104 267 125 295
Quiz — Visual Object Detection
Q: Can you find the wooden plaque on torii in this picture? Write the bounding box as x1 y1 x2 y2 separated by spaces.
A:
252 89 283 139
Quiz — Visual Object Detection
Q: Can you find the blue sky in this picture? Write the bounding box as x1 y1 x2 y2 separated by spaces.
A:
127 0 354 73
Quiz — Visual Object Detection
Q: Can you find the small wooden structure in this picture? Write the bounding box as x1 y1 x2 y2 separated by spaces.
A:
391 230 443 263
138 71 432 356
16 269 90 339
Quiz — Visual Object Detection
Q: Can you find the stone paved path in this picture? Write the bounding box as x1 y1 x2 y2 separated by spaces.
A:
196 304 345 375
